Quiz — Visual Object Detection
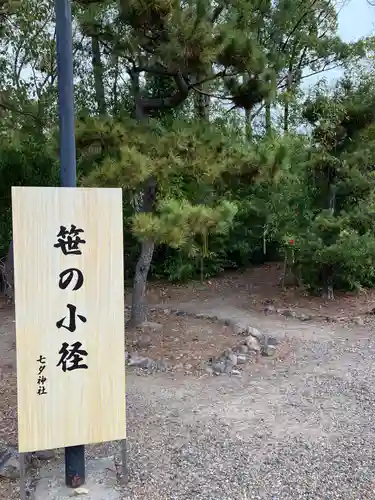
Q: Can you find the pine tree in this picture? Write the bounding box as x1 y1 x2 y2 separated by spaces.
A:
295 74 375 295
77 112 289 324
77 0 283 324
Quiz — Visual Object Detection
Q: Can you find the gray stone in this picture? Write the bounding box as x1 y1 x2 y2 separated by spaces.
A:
264 304 276 314
73 487 90 495
135 334 153 349
233 322 248 336
137 321 162 332
246 326 264 342
353 316 364 326
237 354 247 364
245 335 261 352
231 369 242 376
226 353 238 366
239 345 249 354
33 450 55 461
212 361 226 374
266 336 279 347
281 309 296 318
224 363 234 374
205 366 214 375
297 313 312 321
155 360 169 372
128 353 153 369
0 444 23 479
195 313 207 319
261 344 277 357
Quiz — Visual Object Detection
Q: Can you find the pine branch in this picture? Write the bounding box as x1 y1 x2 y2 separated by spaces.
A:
281 0 321 53
191 85 232 101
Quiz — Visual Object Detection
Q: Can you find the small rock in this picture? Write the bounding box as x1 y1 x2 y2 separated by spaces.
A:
155 360 169 372
33 450 55 461
297 313 312 321
239 345 249 354
233 322 248 336
184 363 193 371
128 353 153 369
224 363 234 374
73 487 90 495
281 309 295 318
245 335 261 352
237 354 247 364
266 336 279 347
212 361 226 374
137 321 162 332
261 345 277 357
231 369 242 376
264 304 276 314
225 352 238 366
0 445 22 480
163 308 171 314
135 334 153 349
353 316 364 326
262 298 275 305
205 366 214 375
246 326 264 342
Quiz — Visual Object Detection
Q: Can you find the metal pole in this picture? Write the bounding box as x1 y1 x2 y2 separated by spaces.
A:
120 439 128 484
19 453 26 500
55 0 76 188
54 0 85 487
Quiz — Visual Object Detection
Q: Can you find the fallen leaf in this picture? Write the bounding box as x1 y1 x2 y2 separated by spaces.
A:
72 487 89 496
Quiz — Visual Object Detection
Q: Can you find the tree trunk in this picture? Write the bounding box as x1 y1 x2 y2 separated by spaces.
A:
283 102 289 133
265 101 272 135
91 35 106 115
245 108 252 140
129 69 189 325
130 239 155 325
112 55 119 116
130 177 157 325
322 184 337 300
284 69 293 133
3 240 14 300
194 70 210 120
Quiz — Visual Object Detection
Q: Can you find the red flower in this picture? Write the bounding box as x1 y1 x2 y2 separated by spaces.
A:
289 239 294 245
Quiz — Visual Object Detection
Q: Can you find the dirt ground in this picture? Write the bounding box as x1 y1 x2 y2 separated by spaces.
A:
2 263 375 498
141 263 375 320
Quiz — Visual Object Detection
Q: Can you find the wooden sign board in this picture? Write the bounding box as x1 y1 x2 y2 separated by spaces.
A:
12 187 126 453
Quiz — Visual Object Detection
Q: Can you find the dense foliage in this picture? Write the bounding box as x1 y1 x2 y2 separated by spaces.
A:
0 0 374 322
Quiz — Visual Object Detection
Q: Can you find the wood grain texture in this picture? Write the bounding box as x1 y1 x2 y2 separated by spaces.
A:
12 187 126 453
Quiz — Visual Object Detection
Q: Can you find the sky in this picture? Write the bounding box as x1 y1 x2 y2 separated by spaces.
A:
312 0 374 84
338 0 373 43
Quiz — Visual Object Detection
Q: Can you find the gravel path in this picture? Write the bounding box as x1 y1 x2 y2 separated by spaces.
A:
122 308 375 499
